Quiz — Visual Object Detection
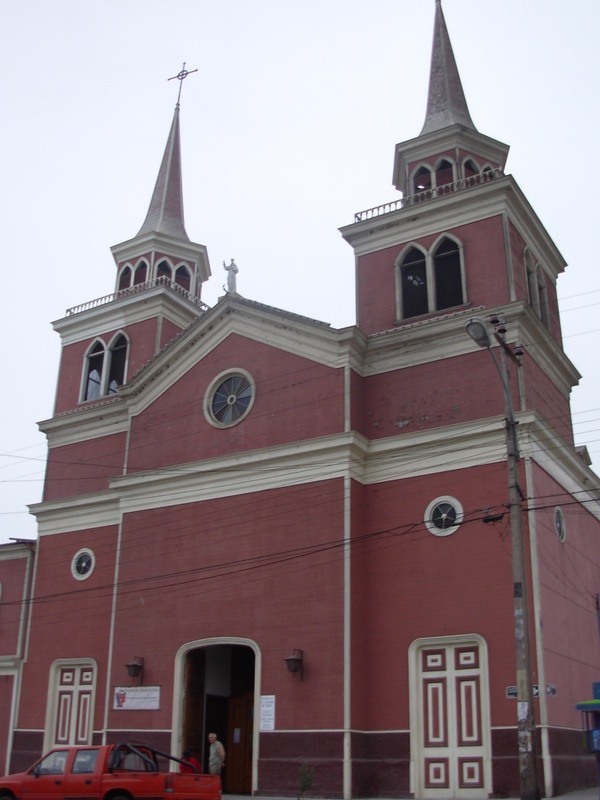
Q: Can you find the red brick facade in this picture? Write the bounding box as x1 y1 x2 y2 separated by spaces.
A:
6 5 600 799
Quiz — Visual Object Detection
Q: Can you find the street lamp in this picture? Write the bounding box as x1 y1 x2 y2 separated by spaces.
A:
465 317 540 800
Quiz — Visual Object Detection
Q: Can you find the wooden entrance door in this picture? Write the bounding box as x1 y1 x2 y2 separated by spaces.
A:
226 691 254 794
416 641 490 798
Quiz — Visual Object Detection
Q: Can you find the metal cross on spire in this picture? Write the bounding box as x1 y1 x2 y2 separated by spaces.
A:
168 62 198 106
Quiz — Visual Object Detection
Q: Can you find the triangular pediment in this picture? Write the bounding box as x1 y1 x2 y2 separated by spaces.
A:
121 294 359 416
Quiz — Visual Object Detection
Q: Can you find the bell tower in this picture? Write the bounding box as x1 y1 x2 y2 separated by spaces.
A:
391 0 509 202
341 0 577 463
50 103 211 416
110 103 210 300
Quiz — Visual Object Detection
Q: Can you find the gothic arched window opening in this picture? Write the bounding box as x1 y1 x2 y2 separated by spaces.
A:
157 260 172 281
525 250 550 330
82 334 129 402
107 335 128 395
133 260 148 286
435 159 454 190
433 238 463 311
413 165 433 196
397 237 465 321
175 265 191 292
83 341 105 401
400 248 428 319
118 266 132 292
463 159 479 184
537 266 550 328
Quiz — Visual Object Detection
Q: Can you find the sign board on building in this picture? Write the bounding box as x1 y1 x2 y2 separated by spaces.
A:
113 686 160 710
260 695 275 731
505 684 555 699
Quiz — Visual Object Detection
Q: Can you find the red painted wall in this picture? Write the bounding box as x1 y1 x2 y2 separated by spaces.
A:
0 552 30 656
358 349 511 440
43 432 127 501
528 463 600 728
106 480 346 732
18 527 118 731
522 355 574 447
126 334 345 472
352 462 538 730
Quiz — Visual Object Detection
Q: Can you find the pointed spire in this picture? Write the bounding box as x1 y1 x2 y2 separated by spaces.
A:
136 105 189 241
420 0 476 135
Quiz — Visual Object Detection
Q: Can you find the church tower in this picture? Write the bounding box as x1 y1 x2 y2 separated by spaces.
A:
341 0 576 448
341 2 593 797
50 104 210 418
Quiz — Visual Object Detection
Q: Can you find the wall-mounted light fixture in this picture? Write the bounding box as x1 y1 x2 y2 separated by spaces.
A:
126 657 144 684
284 649 304 681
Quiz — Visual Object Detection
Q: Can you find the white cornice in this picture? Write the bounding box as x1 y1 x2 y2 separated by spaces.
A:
38 400 129 447
392 125 510 191
29 490 120 536
359 300 579 398
39 299 579 450
110 231 211 282
52 287 202 345
0 542 35 560
29 413 599 536
111 432 369 514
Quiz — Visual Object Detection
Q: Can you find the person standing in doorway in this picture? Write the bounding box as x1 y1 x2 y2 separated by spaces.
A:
180 749 201 773
207 732 225 776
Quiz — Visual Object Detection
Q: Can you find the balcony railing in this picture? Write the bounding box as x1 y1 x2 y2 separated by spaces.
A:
354 168 504 223
65 276 209 317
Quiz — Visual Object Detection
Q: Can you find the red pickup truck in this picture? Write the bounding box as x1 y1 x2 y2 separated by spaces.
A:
0 742 221 800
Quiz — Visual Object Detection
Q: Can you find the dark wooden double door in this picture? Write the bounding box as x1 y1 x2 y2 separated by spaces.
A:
183 646 254 794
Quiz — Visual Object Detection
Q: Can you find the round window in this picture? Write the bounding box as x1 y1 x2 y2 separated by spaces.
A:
204 369 255 428
554 507 566 543
424 496 464 537
71 548 95 581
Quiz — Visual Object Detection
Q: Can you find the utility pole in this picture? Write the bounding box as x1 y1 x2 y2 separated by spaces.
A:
465 317 541 800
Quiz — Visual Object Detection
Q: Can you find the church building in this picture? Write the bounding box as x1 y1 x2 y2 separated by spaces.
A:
5 3 600 798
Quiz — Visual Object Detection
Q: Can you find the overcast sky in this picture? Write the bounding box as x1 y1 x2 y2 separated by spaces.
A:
1 0 599 544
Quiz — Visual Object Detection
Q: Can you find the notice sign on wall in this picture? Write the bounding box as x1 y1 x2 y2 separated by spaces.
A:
113 686 160 710
260 695 275 731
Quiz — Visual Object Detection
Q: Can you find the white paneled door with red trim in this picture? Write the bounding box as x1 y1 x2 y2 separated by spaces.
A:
413 639 491 798
53 664 95 746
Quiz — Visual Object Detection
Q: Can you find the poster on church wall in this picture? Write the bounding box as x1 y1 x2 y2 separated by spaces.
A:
113 686 160 710
260 695 275 730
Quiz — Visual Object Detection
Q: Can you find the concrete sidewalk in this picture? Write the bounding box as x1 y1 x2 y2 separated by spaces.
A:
549 789 599 800
225 789 600 800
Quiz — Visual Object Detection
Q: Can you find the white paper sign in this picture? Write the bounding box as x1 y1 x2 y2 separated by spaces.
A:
260 695 275 731
113 686 160 710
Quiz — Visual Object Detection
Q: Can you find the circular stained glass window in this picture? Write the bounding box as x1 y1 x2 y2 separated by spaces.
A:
204 369 255 428
71 548 95 581
554 507 566 543
424 496 464 537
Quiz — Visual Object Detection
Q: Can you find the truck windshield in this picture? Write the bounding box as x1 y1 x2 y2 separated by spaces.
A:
33 751 69 775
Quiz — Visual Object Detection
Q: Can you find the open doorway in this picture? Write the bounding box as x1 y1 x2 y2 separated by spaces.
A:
182 644 255 794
